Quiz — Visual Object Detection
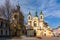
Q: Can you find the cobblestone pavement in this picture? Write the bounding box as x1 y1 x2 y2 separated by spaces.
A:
0 36 60 40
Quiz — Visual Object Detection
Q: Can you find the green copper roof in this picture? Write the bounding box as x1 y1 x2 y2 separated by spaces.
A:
35 11 38 17
28 11 31 15
40 11 43 15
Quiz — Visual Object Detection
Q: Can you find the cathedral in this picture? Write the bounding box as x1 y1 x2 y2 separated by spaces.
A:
26 11 54 37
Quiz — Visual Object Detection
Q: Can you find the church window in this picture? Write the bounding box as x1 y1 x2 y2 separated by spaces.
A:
41 16 42 19
29 21 31 25
44 31 46 36
28 16 30 19
14 15 17 19
34 21 36 27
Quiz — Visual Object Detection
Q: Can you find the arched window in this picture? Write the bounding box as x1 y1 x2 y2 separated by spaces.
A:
44 31 46 36
28 16 30 19
29 21 31 25
14 15 17 19
34 21 36 27
41 16 42 19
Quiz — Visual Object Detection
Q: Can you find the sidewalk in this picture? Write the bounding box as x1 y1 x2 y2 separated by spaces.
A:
2 36 60 40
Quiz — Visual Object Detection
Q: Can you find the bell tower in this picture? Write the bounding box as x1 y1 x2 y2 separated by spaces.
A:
39 11 44 29
28 11 32 25
40 11 44 21
11 4 21 36
11 1 20 26
12 5 20 24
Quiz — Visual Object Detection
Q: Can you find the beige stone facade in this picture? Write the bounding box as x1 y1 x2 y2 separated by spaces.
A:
27 11 53 37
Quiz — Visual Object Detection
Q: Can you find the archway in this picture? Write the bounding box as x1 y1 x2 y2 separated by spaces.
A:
34 30 36 36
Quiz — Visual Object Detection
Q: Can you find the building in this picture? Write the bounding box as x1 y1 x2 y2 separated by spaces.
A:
53 26 60 37
0 18 10 37
10 4 24 37
26 25 35 37
57 26 60 35
26 11 53 37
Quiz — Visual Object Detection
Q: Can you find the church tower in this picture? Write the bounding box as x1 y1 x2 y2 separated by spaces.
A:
40 11 44 21
28 12 32 25
39 11 44 29
10 4 22 36
12 5 20 24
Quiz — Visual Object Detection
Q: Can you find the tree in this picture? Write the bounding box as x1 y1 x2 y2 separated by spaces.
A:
0 0 26 37
0 0 14 22
16 5 26 35
19 9 26 35
5 0 11 21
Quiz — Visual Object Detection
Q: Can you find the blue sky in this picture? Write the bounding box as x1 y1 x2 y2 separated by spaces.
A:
0 0 60 28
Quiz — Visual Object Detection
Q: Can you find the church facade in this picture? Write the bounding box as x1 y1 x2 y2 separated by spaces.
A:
26 11 54 37
10 5 24 37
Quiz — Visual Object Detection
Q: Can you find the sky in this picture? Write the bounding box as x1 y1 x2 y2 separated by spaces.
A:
0 0 60 28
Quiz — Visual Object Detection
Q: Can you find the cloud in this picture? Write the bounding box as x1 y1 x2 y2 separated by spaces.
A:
0 0 60 17
40 0 60 18
0 0 60 28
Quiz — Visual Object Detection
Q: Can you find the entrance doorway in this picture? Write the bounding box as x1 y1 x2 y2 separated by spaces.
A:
34 30 36 36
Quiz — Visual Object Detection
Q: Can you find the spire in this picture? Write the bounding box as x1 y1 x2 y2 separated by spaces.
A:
35 11 38 17
40 11 43 15
16 0 20 11
28 11 31 15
